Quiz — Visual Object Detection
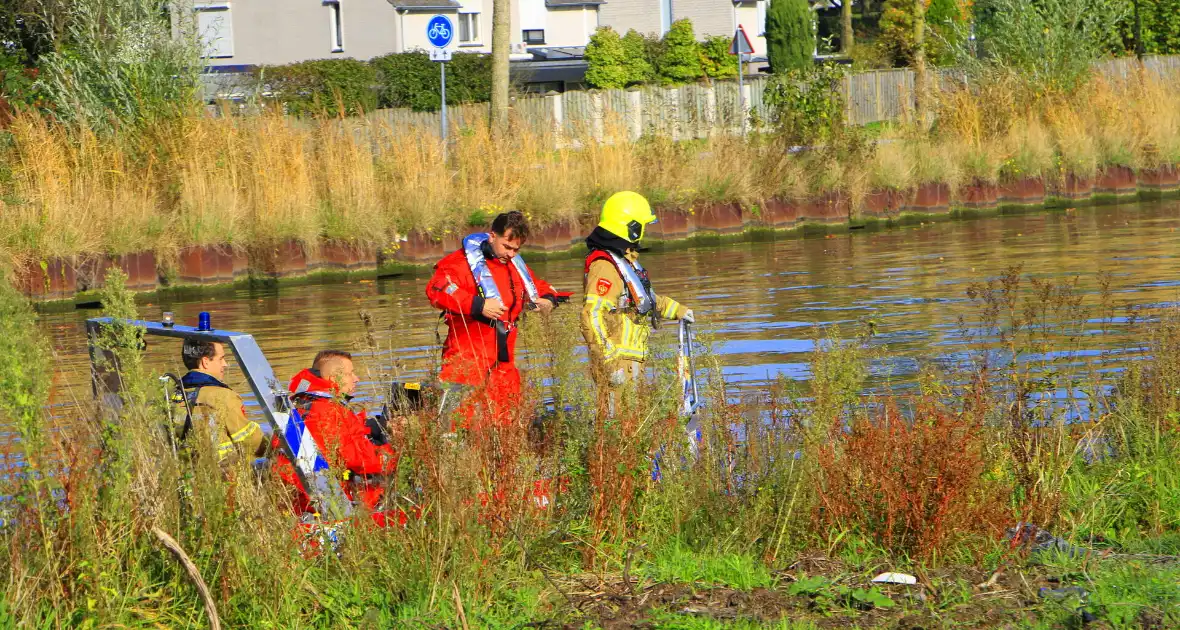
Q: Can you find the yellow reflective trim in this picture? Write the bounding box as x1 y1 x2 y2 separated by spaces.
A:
663 299 680 319
588 297 618 359
584 294 616 308
404 382 421 391
228 421 260 444
216 440 235 460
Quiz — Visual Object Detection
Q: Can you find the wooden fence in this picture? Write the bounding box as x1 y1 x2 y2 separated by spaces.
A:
346 55 1180 145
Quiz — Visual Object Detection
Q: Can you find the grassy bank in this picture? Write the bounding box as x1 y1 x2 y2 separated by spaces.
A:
2 267 1179 627
2 70 1180 279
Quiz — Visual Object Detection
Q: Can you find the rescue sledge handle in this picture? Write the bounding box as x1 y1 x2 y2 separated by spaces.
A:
84 317 354 521
678 319 702 418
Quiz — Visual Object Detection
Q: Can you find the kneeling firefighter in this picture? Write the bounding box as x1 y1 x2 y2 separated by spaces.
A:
581 191 694 390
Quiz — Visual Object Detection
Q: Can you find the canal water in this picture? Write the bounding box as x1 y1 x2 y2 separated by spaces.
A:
29 199 1180 423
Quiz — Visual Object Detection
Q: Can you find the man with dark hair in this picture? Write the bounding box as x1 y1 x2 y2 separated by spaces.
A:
175 338 267 464
426 210 570 430
273 350 400 518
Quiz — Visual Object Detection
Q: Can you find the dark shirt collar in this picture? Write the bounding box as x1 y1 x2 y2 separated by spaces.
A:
181 370 230 389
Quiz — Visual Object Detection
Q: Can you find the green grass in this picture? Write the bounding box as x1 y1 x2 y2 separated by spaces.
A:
644 546 776 591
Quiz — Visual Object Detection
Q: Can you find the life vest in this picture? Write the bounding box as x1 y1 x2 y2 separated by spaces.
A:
463 233 540 305
292 375 384 445
586 249 657 316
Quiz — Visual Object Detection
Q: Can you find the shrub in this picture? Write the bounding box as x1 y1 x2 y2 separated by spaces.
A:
0 54 44 126
967 0 1128 94
766 0 814 74
657 19 703 85
763 63 847 144
584 27 629 89
699 35 738 80
815 397 1011 560
622 29 656 85
0 272 49 441
880 0 965 67
370 52 491 111
261 58 378 117
1118 0 1180 55
37 0 202 130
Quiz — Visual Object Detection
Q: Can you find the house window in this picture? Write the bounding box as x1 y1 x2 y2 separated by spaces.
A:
757 0 768 36
458 12 480 44
522 29 545 45
194 3 234 58
326 1 344 52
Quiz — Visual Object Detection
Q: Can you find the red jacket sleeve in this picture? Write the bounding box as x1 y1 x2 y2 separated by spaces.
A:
427 253 484 317
314 403 397 476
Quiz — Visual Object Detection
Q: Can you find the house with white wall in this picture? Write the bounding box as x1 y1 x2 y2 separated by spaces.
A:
191 0 602 67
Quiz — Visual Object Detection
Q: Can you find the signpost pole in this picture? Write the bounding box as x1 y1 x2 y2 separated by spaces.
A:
730 25 754 137
441 61 448 163
738 54 745 136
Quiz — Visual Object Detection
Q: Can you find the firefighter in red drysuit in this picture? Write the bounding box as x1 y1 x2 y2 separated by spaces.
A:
273 350 402 525
426 211 570 430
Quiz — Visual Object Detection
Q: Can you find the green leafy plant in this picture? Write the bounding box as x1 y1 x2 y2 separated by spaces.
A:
585 27 630 89
36 0 202 130
1118 0 1180 54
763 62 848 144
699 35 738 80
879 0 966 67
622 29 656 85
370 52 491 111
786 577 896 611
657 19 703 85
963 0 1128 94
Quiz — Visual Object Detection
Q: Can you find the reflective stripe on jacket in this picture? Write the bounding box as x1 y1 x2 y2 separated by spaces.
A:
580 252 684 368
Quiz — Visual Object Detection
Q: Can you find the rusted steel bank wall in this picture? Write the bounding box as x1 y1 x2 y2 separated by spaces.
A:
16 166 1178 302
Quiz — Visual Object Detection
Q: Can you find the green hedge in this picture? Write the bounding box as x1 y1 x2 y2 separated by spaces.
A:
370 51 492 111
260 53 492 115
259 58 378 117
585 20 745 89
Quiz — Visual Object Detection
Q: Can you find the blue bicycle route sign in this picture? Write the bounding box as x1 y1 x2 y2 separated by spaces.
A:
426 15 454 49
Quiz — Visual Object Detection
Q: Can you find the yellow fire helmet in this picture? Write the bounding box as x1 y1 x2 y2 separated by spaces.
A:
598 191 657 243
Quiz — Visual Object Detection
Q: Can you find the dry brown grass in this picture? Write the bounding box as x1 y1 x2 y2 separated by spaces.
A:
3 71 1180 271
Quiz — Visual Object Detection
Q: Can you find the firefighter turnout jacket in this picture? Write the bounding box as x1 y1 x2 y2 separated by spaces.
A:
581 249 685 372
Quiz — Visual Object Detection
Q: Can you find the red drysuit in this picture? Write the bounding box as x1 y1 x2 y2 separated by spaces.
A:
426 247 563 428
273 368 399 515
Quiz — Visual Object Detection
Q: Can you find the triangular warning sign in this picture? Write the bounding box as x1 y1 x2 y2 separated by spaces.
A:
729 25 754 56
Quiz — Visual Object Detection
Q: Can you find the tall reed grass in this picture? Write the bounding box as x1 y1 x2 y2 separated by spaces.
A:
1 71 1180 273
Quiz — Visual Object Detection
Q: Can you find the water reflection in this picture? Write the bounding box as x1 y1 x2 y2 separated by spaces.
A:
24 199 1180 430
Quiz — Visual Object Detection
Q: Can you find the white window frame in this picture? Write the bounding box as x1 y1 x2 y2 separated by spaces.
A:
757 0 768 36
194 2 234 59
325 0 344 53
458 10 481 46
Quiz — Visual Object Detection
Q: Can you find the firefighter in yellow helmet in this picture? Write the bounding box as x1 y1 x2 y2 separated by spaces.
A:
581 191 694 388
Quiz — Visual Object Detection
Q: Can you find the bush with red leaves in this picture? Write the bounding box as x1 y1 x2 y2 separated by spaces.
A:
814 396 1012 560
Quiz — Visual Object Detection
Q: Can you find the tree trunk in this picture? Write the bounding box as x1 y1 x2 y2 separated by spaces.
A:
841 0 854 54
491 0 510 134
912 0 927 122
